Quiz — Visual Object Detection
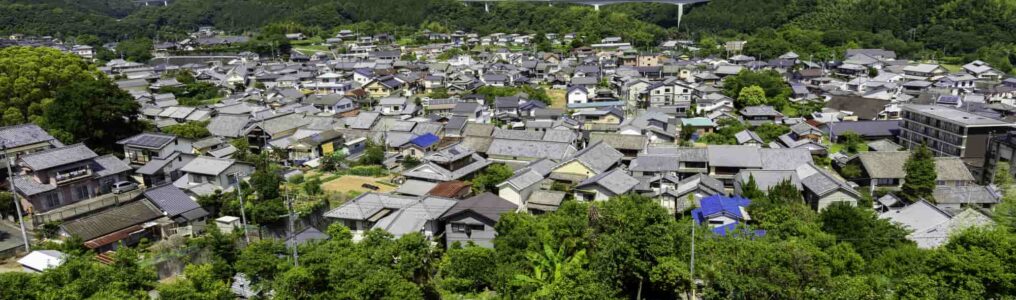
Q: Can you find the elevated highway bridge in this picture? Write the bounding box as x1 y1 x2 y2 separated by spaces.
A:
460 0 709 28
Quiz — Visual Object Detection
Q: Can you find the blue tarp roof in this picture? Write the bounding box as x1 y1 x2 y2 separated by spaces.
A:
410 133 440 148
692 195 751 224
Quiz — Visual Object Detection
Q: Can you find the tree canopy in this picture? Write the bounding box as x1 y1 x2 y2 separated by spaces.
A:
0 47 143 152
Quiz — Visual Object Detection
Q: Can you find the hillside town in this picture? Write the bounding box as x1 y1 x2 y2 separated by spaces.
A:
2 22 1016 299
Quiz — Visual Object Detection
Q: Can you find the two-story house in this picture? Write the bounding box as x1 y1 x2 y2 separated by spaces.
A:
117 133 193 169
12 144 132 213
439 192 518 248
173 156 255 196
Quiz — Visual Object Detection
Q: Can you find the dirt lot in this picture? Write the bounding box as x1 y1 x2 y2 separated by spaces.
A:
0 257 23 273
322 175 396 194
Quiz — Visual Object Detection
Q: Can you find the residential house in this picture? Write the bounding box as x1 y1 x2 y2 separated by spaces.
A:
497 159 557 207
440 192 518 248
573 169 639 201
880 201 993 248
173 156 255 196
547 141 623 184
323 193 456 241
691 195 764 236
13 144 132 214
403 144 492 182
142 184 210 238
59 199 163 251
379 97 418 116
118 133 193 168
401 133 440 159
740 106 783 126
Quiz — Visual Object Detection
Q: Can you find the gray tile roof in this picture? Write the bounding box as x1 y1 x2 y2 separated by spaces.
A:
19 144 97 171
796 163 860 198
568 141 623 174
92 155 132 177
577 169 639 195
322 193 456 237
0 124 58 148
441 192 517 222
487 139 576 161
629 154 682 172
707 145 762 168
181 156 242 176
934 157 975 182
13 174 55 196
144 184 204 217
492 128 545 141
207 115 250 138
856 151 909 178
463 123 495 137
589 133 646 151
759 148 814 170
932 185 1000 205
61 199 163 241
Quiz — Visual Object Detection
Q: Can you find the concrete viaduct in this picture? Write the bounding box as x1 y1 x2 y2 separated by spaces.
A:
460 0 709 28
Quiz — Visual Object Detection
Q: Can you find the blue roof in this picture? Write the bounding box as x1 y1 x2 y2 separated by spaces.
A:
691 195 751 224
410 133 440 148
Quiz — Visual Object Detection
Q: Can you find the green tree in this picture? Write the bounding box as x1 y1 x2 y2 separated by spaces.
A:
737 85 767 107
162 121 211 139
439 245 497 294
2 107 23 125
45 71 144 152
739 174 766 200
993 164 1016 232
157 264 234 300
819 203 911 259
840 131 864 154
0 47 142 151
358 141 385 165
471 163 513 193
767 178 803 204
115 38 154 62
901 144 936 202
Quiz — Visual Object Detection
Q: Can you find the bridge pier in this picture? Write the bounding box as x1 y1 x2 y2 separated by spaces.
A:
593 4 600 10
485 2 489 12
677 3 683 30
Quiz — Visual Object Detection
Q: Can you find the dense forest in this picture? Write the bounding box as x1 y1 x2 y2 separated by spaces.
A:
0 0 1014 66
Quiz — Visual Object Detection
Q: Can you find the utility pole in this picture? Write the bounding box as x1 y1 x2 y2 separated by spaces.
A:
690 216 696 299
3 140 30 252
234 172 250 243
286 186 298 266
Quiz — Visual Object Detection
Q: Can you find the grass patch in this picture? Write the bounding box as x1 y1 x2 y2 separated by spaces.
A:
546 88 567 109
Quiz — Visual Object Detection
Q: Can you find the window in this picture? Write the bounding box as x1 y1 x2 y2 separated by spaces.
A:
45 193 60 209
75 185 89 200
451 223 484 233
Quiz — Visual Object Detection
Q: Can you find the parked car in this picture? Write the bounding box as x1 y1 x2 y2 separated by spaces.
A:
361 183 380 191
112 181 139 194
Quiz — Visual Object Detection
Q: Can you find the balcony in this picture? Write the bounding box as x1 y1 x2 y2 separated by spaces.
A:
54 168 92 184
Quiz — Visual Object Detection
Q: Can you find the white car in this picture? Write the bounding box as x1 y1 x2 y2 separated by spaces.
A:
111 181 139 194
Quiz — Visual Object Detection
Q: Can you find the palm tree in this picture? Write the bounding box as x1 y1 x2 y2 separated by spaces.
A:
513 244 587 297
